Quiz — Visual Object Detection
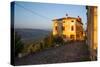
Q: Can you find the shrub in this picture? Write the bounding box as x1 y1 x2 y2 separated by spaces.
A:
53 35 64 44
14 32 24 57
43 33 54 48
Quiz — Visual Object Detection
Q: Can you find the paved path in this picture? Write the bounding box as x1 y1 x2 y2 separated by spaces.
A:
15 41 90 65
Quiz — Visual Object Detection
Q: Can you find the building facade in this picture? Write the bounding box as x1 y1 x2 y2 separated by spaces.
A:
52 16 84 41
86 6 97 60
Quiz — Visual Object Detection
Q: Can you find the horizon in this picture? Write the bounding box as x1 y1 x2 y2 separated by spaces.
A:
13 1 87 30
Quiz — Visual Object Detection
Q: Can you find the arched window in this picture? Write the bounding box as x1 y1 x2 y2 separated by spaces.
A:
71 26 74 31
62 26 65 31
55 26 57 31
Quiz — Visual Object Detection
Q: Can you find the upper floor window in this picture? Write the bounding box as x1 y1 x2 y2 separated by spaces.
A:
62 26 65 31
71 26 74 31
55 26 57 31
71 20 74 22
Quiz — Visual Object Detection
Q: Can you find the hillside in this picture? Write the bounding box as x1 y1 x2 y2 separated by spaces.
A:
15 28 51 44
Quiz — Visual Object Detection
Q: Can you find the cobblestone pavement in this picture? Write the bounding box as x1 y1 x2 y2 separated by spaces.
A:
15 41 91 66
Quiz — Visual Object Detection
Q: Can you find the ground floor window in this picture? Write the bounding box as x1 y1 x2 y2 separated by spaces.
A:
70 35 74 40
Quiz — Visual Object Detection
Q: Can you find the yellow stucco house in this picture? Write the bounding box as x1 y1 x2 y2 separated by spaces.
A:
52 16 84 41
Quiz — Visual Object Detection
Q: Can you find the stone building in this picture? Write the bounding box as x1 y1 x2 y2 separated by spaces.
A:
86 6 98 60
52 16 84 41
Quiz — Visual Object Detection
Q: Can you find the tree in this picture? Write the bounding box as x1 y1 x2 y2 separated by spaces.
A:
43 33 54 48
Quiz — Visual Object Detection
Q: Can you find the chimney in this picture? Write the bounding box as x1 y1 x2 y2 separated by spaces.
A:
77 16 81 22
66 13 68 17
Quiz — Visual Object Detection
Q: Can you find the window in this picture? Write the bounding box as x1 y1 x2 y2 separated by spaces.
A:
76 34 79 38
70 35 74 40
81 31 83 35
71 26 74 31
71 20 74 22
62 26 65 31
55 26 57 31
63 21 65 23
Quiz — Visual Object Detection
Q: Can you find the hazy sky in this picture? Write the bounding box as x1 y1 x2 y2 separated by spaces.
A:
14 1 87 30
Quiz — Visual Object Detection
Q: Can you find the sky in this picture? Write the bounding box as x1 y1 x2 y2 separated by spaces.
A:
13 1 87 30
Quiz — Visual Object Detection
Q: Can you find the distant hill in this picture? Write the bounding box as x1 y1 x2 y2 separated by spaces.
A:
15 28 51 44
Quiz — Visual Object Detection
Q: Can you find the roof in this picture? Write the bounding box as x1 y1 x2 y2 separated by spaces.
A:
52 17 77 21
52 16 83 25
52 17 66 21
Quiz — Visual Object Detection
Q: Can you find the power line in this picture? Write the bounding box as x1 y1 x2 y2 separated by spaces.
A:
15 3 51 20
